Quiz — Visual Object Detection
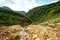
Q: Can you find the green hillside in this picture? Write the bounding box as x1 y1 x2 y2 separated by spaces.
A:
26 1 60 24
0 7 31 26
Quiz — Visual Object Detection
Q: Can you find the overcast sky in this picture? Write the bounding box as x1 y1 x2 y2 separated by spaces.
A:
0 0 58 12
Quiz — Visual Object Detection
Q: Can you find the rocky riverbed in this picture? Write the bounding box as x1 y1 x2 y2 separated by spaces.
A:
0 24 60 40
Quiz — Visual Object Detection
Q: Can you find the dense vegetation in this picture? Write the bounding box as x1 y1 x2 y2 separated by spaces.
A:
0 7 31 26
0 1 60 26
26 1 60 24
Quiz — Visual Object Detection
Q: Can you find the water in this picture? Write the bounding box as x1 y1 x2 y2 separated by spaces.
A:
18 28 30 40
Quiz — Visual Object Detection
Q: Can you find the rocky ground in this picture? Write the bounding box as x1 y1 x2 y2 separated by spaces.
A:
0 24 60 40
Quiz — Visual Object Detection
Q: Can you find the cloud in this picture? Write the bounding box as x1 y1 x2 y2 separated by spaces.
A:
0 0 4 3
50 0 58 3
0 0 5 6
0 0 58 12
2 0 36 12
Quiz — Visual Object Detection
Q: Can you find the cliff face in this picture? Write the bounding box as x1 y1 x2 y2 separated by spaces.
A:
0 24 60 40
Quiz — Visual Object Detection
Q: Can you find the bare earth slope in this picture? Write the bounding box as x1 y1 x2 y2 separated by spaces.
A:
0 24 60 40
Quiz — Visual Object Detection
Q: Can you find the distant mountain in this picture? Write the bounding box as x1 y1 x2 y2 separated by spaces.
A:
17 11 26 15
1 6 12 10
26 1 60 24
1 6 26 14
0 7 31 26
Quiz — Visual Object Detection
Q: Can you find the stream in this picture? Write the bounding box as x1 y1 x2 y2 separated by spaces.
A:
18 28 30 40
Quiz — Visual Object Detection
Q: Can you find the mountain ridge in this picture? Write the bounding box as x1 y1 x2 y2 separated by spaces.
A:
0 7 31 26
0 6 26 15
26 1 60 24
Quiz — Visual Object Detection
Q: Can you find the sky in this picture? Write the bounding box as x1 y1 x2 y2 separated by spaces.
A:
0 0 58 12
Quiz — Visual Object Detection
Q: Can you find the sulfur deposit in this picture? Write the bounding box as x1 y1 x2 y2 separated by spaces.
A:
0 25 60 40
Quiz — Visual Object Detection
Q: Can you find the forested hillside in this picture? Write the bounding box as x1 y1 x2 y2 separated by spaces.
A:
0 1 60 26
0 1 60 40
0 8 31 26
26 1 60 24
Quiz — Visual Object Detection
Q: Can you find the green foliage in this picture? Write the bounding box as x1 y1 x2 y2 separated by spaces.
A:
0 8 31 26
26 1 60 24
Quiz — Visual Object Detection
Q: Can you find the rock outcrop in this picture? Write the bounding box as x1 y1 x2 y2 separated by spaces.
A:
0 25 60 40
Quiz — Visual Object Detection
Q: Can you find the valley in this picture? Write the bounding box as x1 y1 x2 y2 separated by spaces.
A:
0 1 60 40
